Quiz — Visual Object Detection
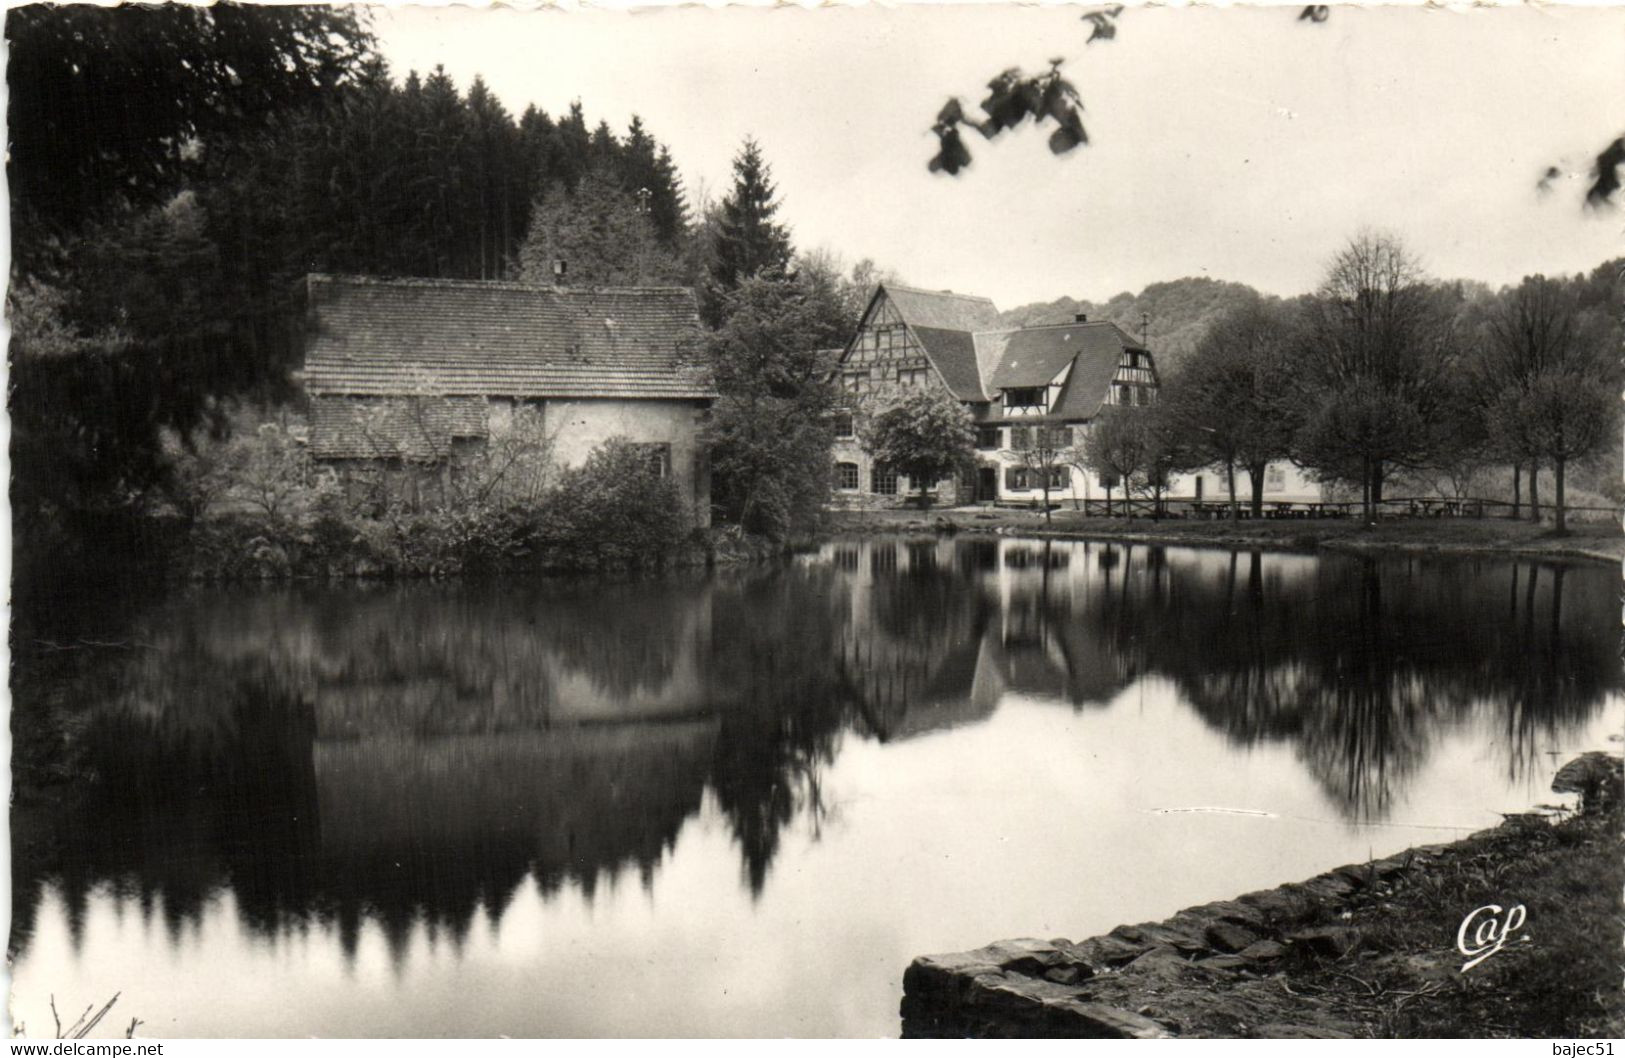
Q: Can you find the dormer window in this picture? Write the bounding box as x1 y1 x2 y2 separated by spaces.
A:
1004 386 1046 410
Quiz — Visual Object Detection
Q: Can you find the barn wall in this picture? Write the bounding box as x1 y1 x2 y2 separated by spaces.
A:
547 398 712 527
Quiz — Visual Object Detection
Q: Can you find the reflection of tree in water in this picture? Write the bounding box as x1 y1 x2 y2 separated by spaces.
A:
704 566 853 895
1072 548 1619 819
12 544 1620 961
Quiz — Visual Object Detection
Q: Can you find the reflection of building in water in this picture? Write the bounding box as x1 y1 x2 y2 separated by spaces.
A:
826 538 1136 742
15 544 1622 963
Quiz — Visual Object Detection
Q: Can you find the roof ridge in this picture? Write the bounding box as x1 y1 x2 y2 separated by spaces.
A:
883 281 997 305
307 273 698 297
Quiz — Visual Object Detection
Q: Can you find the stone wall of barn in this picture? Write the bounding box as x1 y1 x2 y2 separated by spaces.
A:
546 398 712 527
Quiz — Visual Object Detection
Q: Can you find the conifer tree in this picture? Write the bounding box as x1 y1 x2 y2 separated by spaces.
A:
705 137 794 324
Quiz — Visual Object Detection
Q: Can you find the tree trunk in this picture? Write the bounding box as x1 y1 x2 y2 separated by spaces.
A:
1529 461 1541 523
1553 456 1567 534
1041 479 1051 525
1361 457 1373 523
1225 459 1239 520
1510 463 1522 519
1248 461 1266 518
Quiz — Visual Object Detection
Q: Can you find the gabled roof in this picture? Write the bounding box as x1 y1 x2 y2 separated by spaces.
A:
882 283 1001 333
911 327 987 401
301 274 716 401
845 282 1153 420
983 321 1148 421
877 284 1002 402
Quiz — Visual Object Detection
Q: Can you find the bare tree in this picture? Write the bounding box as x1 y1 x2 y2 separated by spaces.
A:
1480 276 1619 533
1293 232 1459 522
1008 423 1073 524
1163 296 1299 517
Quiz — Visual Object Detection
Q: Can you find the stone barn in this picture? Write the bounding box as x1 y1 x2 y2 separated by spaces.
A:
300 274 716 524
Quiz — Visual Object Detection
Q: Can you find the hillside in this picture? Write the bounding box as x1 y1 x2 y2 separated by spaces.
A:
1000 277 1266 373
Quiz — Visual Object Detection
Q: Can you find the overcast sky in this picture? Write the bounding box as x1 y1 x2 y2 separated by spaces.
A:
375 3 1623 308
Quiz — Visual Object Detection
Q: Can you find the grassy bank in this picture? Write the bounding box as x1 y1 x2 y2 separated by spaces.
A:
833 507 1624 564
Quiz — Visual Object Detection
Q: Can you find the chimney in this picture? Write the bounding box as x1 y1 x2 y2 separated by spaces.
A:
1074 312 1089 323
552 259 568 281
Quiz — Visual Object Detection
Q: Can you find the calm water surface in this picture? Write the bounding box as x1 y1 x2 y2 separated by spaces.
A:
10 538 1621 1037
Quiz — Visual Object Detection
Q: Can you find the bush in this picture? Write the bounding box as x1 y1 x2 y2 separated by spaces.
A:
533 439 692 570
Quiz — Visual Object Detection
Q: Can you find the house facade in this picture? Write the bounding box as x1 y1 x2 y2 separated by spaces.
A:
829 283 1159 507
829 282 1321 509
301 274 716 524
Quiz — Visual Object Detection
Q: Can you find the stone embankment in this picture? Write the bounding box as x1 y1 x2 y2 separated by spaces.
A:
900 751 1622 1039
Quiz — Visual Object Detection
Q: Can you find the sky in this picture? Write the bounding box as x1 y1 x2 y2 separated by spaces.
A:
374 3 1624 309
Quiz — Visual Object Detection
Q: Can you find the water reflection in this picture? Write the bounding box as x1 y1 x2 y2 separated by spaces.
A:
10 540 1620 1021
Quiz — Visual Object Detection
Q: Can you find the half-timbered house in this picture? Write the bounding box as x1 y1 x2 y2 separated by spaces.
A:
829 282 1160 507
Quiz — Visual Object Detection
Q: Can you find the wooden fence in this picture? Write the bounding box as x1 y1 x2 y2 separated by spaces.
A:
1025 495 1621 522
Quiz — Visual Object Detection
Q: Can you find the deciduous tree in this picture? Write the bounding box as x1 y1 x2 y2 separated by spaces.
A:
863 387 977 509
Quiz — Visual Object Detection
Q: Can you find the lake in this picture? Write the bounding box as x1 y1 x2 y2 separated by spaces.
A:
9 537 1621 1037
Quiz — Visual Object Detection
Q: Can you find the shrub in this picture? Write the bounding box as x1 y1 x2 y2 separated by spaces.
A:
534 438 691 570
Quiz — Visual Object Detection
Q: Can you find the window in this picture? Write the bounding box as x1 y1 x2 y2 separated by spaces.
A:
1004 386 1046 410
1004 467 1031 491
835 462 860 491
1046 466 1070 490
1009 425 1034 451
842 370 870 393
897 367 929 387
872 463 898 495
832 410 855 439
634 443 672 478
1100 472 1120 490
1038 426 1073 449
976 425 1001 450
1114 383 1131 405
1266 465 1286 490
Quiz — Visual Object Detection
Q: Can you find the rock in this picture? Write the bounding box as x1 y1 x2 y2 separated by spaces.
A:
1552 751 1623 809
1196 954 1252 972
1286 926 1361 959
1205 921 1262 953
1075 934 1150 966
1201 900 1270 930
1040 999 1174 1039
1238 939 1288 961
1138 923 1207 954
1043 965 1086 985
1238 886 1312 921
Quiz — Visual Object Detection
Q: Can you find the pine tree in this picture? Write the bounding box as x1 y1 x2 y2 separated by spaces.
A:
705 137 794 324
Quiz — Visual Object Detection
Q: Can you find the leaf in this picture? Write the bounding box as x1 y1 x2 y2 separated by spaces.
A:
1584 135 1624 208
1048 105 1088 154
928 126 973 176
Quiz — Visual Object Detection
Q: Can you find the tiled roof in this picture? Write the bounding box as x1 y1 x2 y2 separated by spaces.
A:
883 284 1002 333
1051 324 1145 420
309 395 489 460
911 326 988 402
975 321 1144 420
848 281 1151 422
302 274 717 401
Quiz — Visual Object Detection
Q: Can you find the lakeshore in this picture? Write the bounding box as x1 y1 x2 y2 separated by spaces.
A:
832 508 1625 566
902 752 1625 1039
